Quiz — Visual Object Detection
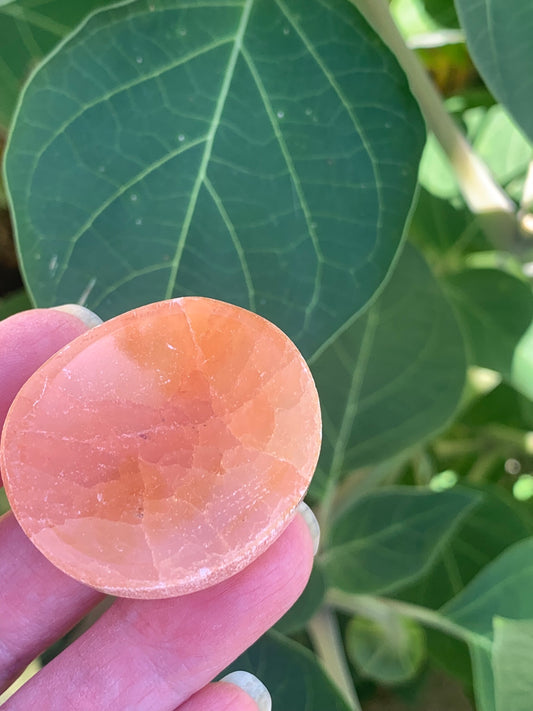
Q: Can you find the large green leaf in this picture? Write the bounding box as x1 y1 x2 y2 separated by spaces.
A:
321 486 480 594
455 0 533 143
0 0 113 130
445 269 533 378
311 244 466 490
442 538 533 639
222 630 351 711
398 486 533 610
492 617 533 711
440 543 533 711
4 0 424 359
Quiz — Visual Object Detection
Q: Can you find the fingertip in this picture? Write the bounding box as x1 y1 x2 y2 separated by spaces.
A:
220 671 271 711
178 677 266 711
0 306 100 430
51 304 102 329
296 501 320 556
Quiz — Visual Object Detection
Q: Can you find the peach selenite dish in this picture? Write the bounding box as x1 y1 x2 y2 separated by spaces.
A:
1 298 321 598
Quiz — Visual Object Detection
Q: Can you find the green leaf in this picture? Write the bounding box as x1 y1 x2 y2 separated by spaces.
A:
421 0 459 28
443 266 533 399
0 287 31 320
460 382 533 431
419 105 532 203
445 269 533 378
492 617 533 711
398 486 533 609
321 486 480 594
346 611 426 684
442 538 533 640
409 187 488 263
0 0 114 130
274 564 326 635
390 0 440 37
0 487 9 516
511 322 533 401
392 0 459 32
222 630 351 711
440 563 533 711
425 628 473 691
469 106 532 198
471 645 496 711
455 0 533 143
4 0 424 359
311 244 466 490
447 619 533 711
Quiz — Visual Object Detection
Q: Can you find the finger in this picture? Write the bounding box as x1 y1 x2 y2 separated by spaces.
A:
0 305 105 690
177 672 271 711
0 305 100 483
0 513 105 692
8 513 314 710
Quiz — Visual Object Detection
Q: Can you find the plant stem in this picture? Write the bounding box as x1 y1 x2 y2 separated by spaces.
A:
308 607 362 710
327 589 491 651
350 0 520 250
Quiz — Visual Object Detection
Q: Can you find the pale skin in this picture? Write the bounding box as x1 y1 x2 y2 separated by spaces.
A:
0 308 315 710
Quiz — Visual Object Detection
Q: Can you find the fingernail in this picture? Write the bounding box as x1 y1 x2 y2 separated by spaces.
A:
220 671 272 711
297 501 320 556
52 304 103 329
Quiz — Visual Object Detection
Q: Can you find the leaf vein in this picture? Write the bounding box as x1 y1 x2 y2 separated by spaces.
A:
164 0 255 298
203 176 256 310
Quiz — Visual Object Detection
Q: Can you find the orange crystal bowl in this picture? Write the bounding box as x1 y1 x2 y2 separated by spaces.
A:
1 298 321 598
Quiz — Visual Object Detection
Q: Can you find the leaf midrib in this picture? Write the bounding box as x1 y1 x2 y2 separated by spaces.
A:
323 498 470 561
164 0 254 298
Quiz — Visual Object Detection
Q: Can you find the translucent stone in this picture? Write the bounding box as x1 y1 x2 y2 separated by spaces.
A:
1 298 321 598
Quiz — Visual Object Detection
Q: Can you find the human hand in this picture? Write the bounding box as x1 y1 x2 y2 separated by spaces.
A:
0 306 319 710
